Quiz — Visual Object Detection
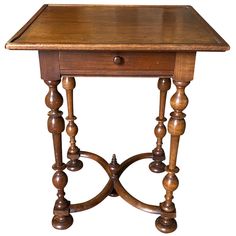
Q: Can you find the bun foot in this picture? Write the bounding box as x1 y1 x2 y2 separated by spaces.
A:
67 159 83 171
52 214 73 230
155 216 177 233
149 161 165 173
150 148 166 173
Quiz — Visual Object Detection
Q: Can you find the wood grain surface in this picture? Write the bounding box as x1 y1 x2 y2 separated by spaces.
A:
6 4 229 51
59 51 175 76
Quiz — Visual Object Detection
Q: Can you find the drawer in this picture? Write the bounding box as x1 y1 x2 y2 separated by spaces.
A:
59 51 175 76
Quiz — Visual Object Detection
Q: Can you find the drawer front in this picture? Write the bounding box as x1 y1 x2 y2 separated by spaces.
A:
59 51 175 76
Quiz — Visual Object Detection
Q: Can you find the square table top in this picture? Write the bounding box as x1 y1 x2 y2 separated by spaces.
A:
6 4 229 51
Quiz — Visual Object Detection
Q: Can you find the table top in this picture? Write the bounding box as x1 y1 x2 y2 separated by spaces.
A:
6 4 229 51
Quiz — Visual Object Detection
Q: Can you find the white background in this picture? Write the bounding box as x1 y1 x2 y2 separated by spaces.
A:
0 0 235 235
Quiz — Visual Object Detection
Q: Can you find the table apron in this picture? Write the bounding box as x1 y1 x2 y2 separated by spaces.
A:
59 51 175 77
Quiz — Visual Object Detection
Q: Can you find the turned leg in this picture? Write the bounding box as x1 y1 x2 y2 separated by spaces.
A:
62 76 83 171
149 78 171 173
156 80 189 233
45 80 73 230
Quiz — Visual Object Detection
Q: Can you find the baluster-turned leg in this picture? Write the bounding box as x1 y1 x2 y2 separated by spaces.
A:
62 76 83 171
149 78 171 173
156 80 189 233
45 80 73 230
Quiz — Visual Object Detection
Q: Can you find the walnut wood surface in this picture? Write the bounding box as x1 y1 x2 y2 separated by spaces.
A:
45 80 73 230
5 4 230 234
155 59 193 233
62 76 83 171
60 51 175 76
39 51 60 81
150 78 171 173
6 4 229 51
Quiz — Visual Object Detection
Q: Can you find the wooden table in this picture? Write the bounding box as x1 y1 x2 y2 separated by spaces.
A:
6 4 229 233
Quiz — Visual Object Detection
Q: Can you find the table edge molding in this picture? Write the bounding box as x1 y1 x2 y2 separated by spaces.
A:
5 4 48 50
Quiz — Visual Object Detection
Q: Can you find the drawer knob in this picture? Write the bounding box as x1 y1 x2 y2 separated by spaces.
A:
113 56 124 65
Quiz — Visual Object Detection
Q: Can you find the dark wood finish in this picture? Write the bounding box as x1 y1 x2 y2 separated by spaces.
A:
109 155 119 197
113 56 124 65
156 79 190 233
6 4 48 46
50 150 176 217
150 78 171 173
174 53 196 82
6 5 229 51
5 4 230 234
59 51 175 77
70 151 169 215
45 80 73 230
62 76 83 171
70 179 114 213
39 51 60 81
